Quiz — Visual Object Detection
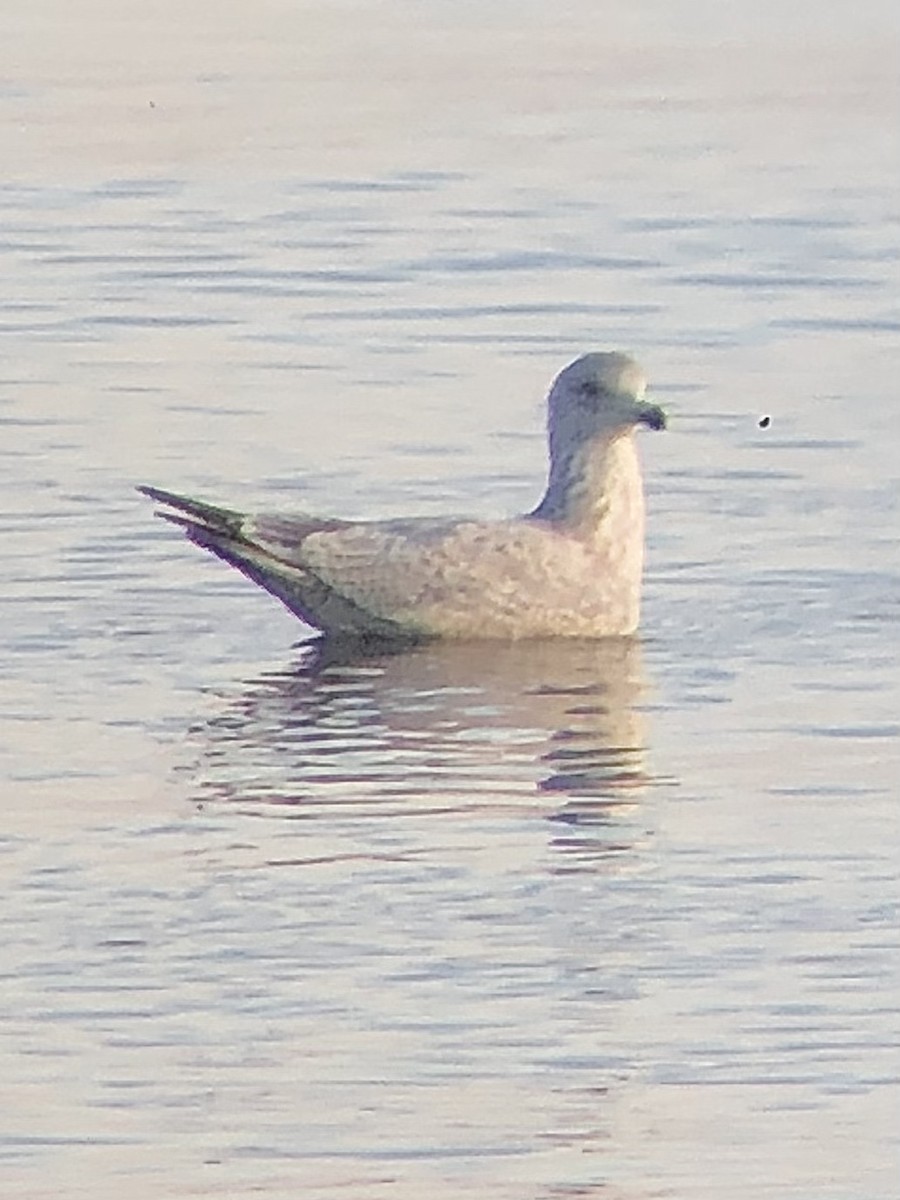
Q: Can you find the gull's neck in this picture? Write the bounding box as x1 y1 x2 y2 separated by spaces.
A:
530 429 645 544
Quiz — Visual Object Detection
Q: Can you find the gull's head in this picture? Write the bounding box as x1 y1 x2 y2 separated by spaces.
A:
547 352 667 442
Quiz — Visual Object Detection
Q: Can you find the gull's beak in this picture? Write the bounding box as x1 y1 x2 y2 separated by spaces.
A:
635 401 667 431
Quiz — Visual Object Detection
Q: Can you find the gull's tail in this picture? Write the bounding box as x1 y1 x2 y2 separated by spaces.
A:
137 485 419 646
138 484 306 610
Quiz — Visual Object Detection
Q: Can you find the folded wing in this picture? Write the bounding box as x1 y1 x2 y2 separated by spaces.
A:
138 486 427 643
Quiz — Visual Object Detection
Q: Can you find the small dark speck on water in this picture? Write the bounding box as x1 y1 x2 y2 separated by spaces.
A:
758 415 771 428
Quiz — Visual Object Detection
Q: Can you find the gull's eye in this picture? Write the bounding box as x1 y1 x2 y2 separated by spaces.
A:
579 379 600 401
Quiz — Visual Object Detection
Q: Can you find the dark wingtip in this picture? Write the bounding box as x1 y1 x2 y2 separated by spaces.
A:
137 484 181 506
136 485 242 535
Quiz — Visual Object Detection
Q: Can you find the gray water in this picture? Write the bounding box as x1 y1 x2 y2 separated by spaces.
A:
2 3 899 1197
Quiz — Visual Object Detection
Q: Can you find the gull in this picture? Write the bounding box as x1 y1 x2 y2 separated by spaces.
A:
139 352 666 643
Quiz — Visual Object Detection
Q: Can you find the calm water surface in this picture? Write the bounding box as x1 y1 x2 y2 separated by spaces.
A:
1 3 898 1197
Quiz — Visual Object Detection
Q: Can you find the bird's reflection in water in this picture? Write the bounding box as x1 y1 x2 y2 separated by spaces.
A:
190 637 658 869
